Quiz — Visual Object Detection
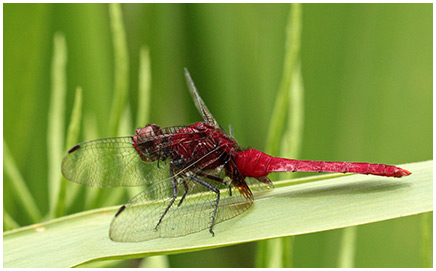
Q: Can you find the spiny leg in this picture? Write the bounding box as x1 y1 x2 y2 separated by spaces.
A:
155 166 179 230
156 148 166 169
182 144 232 197
177 180 189 207
196 171 232 196
189 175 220 236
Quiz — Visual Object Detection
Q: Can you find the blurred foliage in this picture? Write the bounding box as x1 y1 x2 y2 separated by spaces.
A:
3 3 432 268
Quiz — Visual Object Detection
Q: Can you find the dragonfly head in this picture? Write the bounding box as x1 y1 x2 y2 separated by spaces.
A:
132 124 167 162
136 124 163 139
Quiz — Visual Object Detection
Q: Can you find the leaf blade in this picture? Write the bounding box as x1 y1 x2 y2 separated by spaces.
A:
4 161 431 268
58 86 83 217
108 3 129 137
47 32 67 218
3 140 42 223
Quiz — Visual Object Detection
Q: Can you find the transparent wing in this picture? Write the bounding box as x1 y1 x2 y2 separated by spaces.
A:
184 68 224 131
109 172 253 242
61 124 221 188
61 136 172 188
61 125 226 188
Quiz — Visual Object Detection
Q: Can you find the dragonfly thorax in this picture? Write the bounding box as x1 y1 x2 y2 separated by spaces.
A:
170 122 238 171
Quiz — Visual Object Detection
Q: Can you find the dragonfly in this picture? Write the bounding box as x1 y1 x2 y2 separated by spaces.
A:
61 68 411 242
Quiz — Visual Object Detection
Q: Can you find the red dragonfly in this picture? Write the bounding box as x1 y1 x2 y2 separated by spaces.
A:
62 69 411 242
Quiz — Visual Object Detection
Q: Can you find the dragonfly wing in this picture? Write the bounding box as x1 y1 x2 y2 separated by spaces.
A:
110 172 253 242
184 68 224 131
61 137 171 188
245 177 274 192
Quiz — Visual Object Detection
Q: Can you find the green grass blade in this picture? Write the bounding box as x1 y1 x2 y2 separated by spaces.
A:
64 87 83 165
4 161 430 268
88 3 130 211
128 46 153 199
273 63 304 267
264 238 282 267
82 114 103 210
4 140 42 223
100 106 131 208
257 236 293 268
3 209 20 231
260 3 303 267
266 61 304 268
265 3 302 156
281 62 304 162
119 103 133 135
47 32 67 218
255 239 267 267
337 226 357 267
420 212 432 267
140 255 170 268
137 46 151 127
59 87 83 215
108 3 129 137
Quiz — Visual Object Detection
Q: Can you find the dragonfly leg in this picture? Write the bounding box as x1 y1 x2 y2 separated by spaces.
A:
177 180 189 207
189 175 220 237
155 169 179 231
196 171 232 196
156 148 167 169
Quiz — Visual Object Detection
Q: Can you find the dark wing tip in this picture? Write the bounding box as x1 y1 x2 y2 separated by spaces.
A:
115 205 126 217
68 144 81 154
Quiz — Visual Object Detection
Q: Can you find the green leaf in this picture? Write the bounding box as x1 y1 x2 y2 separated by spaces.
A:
85 3 130 211
108 3 129 137
61 87 83 214
265 3 302 157
3 209 20 231
140 255 170 268
47 32 67 218
420 212 433 267
4 161 430 268
281 62 304 161
136 46 151 127
261 3 303 267
337 226 357 267
126 46 153 200
3 140 42 223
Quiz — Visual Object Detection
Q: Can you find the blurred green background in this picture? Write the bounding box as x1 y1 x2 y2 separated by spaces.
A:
4 3 432 268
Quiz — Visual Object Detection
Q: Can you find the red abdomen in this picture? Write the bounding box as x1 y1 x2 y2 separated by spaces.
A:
234 149 411 178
